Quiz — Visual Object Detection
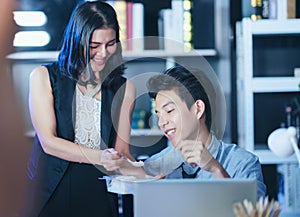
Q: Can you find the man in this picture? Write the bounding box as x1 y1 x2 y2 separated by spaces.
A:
143 65 266 199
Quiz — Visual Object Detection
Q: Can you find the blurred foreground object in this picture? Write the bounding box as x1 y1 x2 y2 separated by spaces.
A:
233 197 282 217
0 0 29 216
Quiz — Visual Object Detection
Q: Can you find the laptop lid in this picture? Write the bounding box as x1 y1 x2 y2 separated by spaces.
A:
133 179 257 217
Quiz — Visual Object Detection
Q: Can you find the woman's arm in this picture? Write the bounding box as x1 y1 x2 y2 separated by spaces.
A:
29 66 121 168
114 79 136 161
111 80 148 175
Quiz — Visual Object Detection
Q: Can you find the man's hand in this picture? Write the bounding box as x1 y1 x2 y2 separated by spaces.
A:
176 140 213 168
176 140 230 178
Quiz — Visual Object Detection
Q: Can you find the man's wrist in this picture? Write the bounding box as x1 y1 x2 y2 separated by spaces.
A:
202 159 230 178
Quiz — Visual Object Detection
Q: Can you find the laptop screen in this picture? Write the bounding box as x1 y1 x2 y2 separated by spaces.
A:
132 179 257 217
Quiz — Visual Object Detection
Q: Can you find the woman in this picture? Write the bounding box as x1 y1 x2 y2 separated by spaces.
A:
26 2 135 217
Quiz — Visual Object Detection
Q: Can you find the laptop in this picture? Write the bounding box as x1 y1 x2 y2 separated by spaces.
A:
132 179 257 217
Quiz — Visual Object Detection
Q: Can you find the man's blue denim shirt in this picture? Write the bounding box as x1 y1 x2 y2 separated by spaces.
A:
143 135 266 200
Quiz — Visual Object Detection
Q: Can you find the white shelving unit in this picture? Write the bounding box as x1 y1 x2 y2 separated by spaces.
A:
6 49 217 62
236 18 300 164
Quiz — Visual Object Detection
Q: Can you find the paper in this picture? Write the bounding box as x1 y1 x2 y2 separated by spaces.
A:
126 158 144 167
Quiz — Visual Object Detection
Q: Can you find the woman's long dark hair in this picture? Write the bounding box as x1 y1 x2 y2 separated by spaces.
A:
58 1 124 86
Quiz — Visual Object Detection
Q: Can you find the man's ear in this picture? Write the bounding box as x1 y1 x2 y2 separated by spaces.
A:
194 99 205 120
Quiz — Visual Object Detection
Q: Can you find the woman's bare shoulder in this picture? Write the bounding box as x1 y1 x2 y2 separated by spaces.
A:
30 65 49 82
29 65 51 91
124 79 136 96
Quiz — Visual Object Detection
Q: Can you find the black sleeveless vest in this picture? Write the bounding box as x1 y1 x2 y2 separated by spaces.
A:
26 62 126 216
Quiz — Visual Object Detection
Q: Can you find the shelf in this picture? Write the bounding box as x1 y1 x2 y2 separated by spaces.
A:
6 51 59 62
6 49 217 62
253 149 298 164
252 77 300 93
245 18 300 35
130 129 164 137
25 129 164 138
123 49 217 59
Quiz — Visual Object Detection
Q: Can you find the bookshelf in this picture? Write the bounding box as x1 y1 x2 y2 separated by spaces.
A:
236 17 300 216
236 18 300 164
7 0 231 159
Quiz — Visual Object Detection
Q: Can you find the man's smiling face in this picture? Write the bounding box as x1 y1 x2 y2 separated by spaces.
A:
155 89 201 148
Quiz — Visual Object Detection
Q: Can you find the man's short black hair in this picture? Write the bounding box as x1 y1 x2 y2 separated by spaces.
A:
147 65 212 131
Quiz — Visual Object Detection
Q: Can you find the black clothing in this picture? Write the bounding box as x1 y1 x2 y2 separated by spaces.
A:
25 62 126 217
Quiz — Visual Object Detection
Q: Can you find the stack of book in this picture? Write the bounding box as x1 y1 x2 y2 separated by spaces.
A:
242 0 298 20
106 1 144 51
132 109 147 129
158 0 215 51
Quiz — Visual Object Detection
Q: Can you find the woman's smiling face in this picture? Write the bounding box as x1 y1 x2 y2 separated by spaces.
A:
88 28 117 73
155 89 201 147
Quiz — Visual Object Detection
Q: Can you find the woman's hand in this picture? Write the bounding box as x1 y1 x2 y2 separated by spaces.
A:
99 148 148 176
99 148 125 171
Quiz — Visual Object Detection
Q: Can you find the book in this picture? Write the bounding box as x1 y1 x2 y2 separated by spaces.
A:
287 0 296 18
132 109 147 129
149 98 159 129
242 0 263 20
126 1 133 51
171 0 184 50
114 0 127 50
277 0 288 19
183 0 193 50
158 1 188 52
252 0 263 20
113 1 144 51
158 0 214 50
262 0 269 19
158 8 174 51
157 8 165 49
191 0 215 49
132 3 144 51
271 0 297 19
269 0 278 19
